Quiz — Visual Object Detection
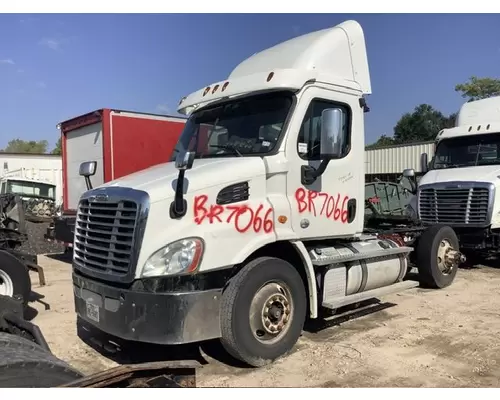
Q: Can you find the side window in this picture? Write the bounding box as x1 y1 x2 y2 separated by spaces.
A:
297 99 350 160
0 182 5 194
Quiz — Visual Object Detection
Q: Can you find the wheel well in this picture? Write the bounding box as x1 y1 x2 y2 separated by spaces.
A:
236 241 312 316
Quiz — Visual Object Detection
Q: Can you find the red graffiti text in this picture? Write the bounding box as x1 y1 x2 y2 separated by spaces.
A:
295 188 349 224
193 195 274 234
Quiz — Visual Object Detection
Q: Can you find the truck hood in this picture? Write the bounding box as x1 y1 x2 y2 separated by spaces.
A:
419 165 500 187
97 157 266 203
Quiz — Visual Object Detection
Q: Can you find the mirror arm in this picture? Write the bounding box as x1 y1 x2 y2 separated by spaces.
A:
408 179 417 195
301 157 331 185
84 176 93 191
170 169 188 219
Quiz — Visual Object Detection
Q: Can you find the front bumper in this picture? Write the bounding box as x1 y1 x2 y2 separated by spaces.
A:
73 273 222 345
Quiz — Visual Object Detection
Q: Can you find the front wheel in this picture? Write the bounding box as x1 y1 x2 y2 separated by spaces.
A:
416 225 463 289
220 257 307 367
0 251 31 305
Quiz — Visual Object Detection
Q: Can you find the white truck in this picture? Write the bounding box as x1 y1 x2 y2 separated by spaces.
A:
0 168 60 203
72 20 464 367
410 95 500 260
0 168 61 222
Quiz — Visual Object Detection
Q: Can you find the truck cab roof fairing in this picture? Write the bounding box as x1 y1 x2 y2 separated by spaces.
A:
177 20 371 116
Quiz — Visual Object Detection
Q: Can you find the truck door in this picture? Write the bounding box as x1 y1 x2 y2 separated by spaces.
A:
285 87 364 239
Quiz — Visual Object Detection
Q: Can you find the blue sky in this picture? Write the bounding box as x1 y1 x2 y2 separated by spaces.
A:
0 13 499 151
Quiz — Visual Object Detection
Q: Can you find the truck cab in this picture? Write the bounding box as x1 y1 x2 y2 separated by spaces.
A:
416 96 500 258
0 176 58 223
72 20 462 367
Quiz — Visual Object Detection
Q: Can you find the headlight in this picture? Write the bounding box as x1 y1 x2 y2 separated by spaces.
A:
142 238 204 278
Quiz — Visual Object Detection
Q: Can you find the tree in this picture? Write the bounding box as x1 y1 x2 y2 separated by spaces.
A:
455 76 500 102
2 139 48 153
51 137 62 155
366 134 395 149
446 112 457 128
393 104 451 144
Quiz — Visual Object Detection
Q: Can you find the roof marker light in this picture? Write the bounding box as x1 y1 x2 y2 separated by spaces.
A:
212 84 220 94
267 72 274 82
203 86 210 96
222 82 229 92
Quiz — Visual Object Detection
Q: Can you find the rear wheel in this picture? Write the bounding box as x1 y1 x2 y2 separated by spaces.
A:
416 225 462 289
220 257 307 367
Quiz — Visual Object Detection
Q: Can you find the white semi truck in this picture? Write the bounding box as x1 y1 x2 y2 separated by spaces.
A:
72 20 464 367
411 95 500 260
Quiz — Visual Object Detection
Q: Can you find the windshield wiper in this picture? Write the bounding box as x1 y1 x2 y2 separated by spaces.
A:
209 144 243 157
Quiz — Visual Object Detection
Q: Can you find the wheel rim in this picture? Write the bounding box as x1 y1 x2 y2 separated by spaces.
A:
0 269 14 296
437 239 458 275
249 281 294 344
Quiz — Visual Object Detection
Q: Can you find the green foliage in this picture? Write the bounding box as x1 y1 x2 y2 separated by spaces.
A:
367 104 456 149
393 104 452 143
51 137 62 155
0 137 62 155
455 76 500 101
2 139 49 153
368 76 500 149
365 135 395 149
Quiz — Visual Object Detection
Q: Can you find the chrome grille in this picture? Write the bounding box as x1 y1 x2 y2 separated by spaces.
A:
74 198 138 276
418 184 492 226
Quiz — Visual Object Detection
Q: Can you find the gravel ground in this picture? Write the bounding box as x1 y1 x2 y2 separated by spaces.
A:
16 220 66 255
27 254 500 388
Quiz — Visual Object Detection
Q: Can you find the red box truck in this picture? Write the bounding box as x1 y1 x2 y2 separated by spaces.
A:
46 108 186 250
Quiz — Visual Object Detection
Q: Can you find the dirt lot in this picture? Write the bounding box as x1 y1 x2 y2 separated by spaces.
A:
27 254 500 388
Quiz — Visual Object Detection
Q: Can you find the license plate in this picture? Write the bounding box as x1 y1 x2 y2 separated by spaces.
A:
86 302 100 323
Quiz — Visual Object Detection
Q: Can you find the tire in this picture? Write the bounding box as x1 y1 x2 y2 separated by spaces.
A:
0 251 31 304
0 332 49 354
0 333 84 387
416 225 460 289
220 256 307 367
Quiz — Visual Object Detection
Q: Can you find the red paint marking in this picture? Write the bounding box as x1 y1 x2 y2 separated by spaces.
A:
208 205 224 223
368 196 380 204
295 188 308 213
307 190 318 216
295 188 349 224
193 195 274 233
193 194 209 225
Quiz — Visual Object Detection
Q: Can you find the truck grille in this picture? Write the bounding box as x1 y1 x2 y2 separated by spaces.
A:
74 198 138 276
418 185 491 226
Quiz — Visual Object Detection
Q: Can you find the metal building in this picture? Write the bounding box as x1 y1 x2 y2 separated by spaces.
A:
365 141 435 182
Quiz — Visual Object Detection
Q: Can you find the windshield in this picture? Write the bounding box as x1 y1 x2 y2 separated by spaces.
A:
432 133 500 169
172 91 294 159
6 180 56 200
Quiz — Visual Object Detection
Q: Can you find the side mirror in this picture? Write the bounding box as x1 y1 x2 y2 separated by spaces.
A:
175 150 195 171
170 150 195 219
403 168 415 178
320 108 344 158
402 168 417 194
420 152 429 173
79 161 97 191
79 161 97 177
